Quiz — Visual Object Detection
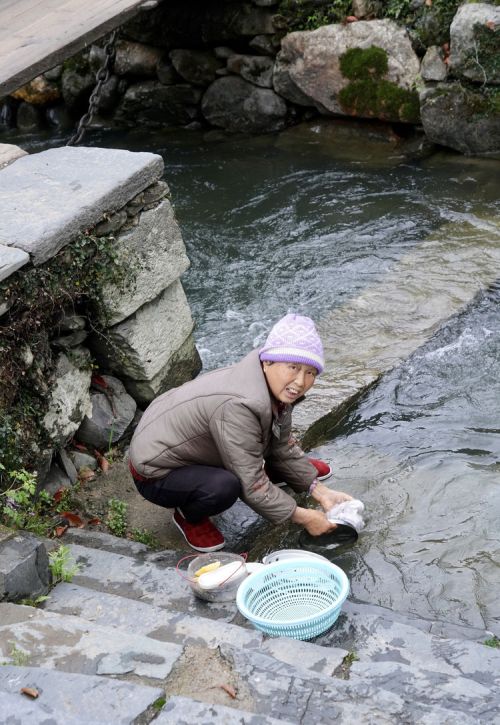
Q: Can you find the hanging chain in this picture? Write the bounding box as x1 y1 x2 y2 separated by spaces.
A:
67 30 117 146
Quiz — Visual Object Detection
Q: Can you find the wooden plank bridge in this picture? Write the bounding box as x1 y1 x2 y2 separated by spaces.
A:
0 0 156 98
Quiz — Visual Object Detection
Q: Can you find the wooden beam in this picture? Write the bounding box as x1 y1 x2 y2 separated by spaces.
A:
0 0 155 97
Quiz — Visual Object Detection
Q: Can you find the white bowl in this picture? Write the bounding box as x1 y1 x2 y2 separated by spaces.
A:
186 552 247 602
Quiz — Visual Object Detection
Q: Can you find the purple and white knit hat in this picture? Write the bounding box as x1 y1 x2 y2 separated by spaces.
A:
259 314 324 374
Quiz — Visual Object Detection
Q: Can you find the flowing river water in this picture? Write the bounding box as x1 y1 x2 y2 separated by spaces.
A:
8 121 500 635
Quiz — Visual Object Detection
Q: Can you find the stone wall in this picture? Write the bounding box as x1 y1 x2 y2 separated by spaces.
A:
0 143 201 491
0 0 498 156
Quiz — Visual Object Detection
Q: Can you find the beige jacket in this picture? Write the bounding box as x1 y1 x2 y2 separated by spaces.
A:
129 349 317 524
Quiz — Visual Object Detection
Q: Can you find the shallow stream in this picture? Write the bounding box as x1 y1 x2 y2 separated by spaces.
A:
9 121 500 634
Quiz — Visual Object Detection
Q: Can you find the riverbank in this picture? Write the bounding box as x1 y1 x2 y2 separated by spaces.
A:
1 1 499 156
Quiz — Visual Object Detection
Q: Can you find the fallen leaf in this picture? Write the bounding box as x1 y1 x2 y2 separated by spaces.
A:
20 687 39 699
91 374 109 389
94 450 110 474
425 0 432 6
78 468 96 482
485 20 496 30
346 16 358 23
61 511 85 528
54 525 68 538
220 683 237 699
87 518 101 526
72 441 88 452
53 488 65 503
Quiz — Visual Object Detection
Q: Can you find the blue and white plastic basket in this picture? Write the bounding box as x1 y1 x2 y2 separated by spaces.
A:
236 557 349 640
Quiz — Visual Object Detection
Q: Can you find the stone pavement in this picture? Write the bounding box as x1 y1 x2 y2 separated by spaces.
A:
1 528 499 724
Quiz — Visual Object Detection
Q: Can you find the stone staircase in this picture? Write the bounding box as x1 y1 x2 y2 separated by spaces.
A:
1 530 500 724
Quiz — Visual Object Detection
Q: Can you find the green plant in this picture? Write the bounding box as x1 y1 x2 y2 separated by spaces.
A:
484 635 500 648
106 498 128 537
5 641 30 666
277 0 352 32
18 595 50 607
0 466 52 534
152 696 167 711
131 527 160 549
48 544 81 583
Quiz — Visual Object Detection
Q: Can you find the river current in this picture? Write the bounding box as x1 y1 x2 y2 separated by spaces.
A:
9 121 500 634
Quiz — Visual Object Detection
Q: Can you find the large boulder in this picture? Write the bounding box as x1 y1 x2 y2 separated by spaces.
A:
449 3 500 85
113 81 202 127
420 82 500 157
114 40 163 77
201 76 287 132
273 20 420 123
227 54 274 88
169 49 223 86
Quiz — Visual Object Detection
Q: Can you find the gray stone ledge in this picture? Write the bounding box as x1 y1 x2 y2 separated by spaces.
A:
0 146 164 265
0 242 29 281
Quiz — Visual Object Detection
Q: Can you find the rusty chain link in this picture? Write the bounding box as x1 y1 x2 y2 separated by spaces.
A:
66 30 117 146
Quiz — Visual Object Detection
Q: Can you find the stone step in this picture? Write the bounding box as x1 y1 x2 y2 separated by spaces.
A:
321 600 500 689
349 660 500 723
65 542 238 621
43 582 349 677
216 641 478 724
154 695 295 724
0 602 182 684
0 665 163 724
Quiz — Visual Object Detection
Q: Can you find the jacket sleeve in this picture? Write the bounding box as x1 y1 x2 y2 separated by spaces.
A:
208 400 298 525
264 406 317 493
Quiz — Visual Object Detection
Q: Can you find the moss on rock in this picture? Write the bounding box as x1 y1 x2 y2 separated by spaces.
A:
338 46 420 123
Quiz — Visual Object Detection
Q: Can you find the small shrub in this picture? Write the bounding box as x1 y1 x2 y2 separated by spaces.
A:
48 544 81 583
131 527 160 549
106 498 128 537
0 466 52 535
484 635 500 648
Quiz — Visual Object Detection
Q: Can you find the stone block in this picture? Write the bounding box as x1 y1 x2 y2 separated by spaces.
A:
0 143 27 169
0 243 29 281
0 146 164 265
421 46 448 82
98 199 190 325
0 666 163 723
0 532 50 600
43 348 92 447
91 280 200 402
77 375 137 448
449 3 500 84
123 331 202 405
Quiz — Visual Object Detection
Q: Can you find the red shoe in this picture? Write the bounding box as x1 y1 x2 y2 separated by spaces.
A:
173 509 225 552
309 458 332 481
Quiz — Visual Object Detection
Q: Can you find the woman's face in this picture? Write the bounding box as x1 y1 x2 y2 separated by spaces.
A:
262 361 318 404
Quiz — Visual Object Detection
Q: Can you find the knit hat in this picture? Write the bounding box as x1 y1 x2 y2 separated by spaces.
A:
259 314 324 374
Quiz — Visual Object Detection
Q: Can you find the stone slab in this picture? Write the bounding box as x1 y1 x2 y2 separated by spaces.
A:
99 199 190 326
91 279 195 382
0 665 162 724
65 543 239 621
296 215 500 446
0 532 50 601
0 146 164 265
0 143 28 169
0 243 29 282
43 582 264 650
0 602 182 681
62 528 151 556
155 696 294 724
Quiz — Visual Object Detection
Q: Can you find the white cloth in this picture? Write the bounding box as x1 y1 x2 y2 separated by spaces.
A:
326 499 365 532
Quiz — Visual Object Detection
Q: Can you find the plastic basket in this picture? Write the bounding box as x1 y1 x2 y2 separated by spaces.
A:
236 558 349 640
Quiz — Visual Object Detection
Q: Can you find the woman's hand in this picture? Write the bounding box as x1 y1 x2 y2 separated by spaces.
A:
310 482 353 513
291 506 337 536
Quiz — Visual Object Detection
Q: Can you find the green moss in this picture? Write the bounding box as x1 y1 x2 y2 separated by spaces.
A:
277 0 352 32
339 46 388 81
384 0 461 48
339 78 420 123
465 23 500 82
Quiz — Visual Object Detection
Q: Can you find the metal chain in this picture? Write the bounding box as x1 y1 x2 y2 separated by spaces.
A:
66 30 117 146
